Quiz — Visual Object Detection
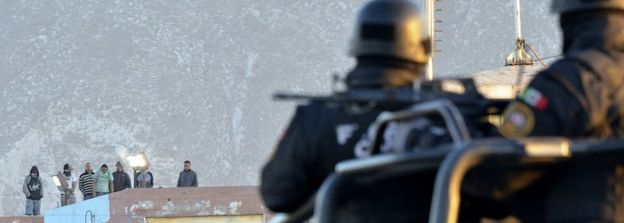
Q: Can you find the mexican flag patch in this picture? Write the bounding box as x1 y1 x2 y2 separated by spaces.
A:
521 87 548 111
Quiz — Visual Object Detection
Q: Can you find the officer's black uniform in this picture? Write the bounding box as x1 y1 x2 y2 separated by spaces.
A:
500 8 624 223
260 60 420 213
261 75 436 222
260 89 381 212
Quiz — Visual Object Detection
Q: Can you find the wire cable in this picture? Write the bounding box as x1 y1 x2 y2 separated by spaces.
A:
526 43 549 67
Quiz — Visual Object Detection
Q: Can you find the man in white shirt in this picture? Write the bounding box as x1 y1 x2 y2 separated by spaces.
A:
60 163 77 206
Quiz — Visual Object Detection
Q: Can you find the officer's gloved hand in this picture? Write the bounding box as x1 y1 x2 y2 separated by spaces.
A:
380 116 451 153
404 120 451 150
354 116 452 157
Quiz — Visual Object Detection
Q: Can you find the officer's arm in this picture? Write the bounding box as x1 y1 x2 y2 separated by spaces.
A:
500 74 559 138
260 111 314 213
500 73 562 138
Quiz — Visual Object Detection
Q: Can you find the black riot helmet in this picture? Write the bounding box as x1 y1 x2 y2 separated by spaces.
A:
552 0 624 14
349 0 431 64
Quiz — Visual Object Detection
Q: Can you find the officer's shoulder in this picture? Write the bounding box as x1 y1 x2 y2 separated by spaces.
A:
542 57 582 77
530 58 581 86
284 102 326 131
294 100 334 115
296 100 326 109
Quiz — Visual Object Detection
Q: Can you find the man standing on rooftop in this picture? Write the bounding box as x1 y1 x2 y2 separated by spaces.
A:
113 162 132 192
177 160 198 187
79 162 96 200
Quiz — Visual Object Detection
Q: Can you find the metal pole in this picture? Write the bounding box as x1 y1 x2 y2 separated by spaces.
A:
515 0 522 40
426 0 435 80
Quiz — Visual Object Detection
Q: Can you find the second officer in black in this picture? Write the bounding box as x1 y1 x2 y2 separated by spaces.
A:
500 0 624 222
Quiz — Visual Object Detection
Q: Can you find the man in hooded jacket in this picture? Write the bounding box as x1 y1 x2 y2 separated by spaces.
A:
23 166 43 216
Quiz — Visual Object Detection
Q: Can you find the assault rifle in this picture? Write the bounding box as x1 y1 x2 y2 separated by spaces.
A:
274 78 510 131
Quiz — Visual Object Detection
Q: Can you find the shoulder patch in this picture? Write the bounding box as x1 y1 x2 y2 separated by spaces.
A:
500 102 535 138
520 87 549 111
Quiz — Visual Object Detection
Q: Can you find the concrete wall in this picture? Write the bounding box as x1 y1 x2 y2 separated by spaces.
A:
0 217 43 223
146 215 263 223
109 186 266 223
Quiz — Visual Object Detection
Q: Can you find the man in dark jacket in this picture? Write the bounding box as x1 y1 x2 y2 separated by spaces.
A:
177 160 198 187
113 162 132 192
23 166 43 216
499 0 624 221
260 0 431 219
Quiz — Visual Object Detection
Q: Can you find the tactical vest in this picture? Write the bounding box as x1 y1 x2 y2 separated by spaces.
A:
547 49 624 138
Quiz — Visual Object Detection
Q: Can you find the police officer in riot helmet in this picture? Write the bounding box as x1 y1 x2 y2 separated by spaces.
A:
499 0 624 221
260 0 430 217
